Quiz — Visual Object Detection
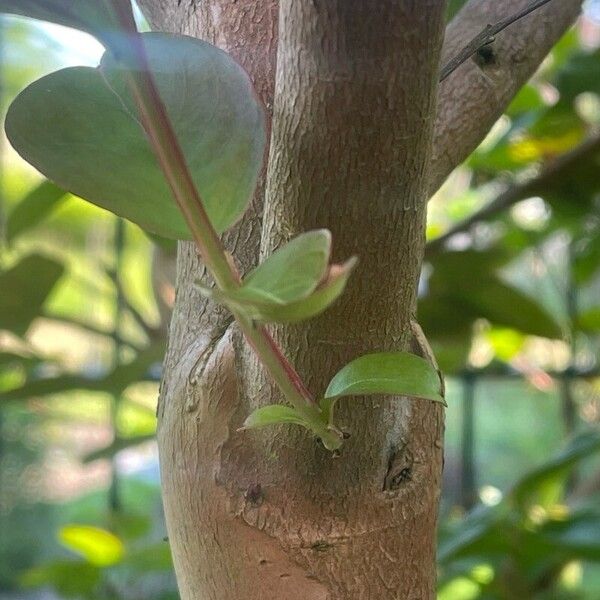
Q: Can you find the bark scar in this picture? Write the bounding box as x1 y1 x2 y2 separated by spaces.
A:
383 440 414 491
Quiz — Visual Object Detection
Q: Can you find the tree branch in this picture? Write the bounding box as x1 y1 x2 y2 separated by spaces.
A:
426 132 600 256
430 0 583 196
440 0 555 82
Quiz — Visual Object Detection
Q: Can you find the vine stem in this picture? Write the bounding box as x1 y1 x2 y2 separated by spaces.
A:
107 0 342 450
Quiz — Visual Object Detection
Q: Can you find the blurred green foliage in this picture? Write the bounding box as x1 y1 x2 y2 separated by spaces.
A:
0 4 599 600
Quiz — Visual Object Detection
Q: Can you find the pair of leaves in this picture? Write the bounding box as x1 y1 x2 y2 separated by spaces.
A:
202 230 357 323
243 351 445 434
5 31 267 240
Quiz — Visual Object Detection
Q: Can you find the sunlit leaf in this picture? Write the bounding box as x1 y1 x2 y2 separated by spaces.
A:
7 180 67 243
0 253 64 336
486 328 525 361
58 525 124 567
6 33 266 239
240 405 308 430
0 0 122 44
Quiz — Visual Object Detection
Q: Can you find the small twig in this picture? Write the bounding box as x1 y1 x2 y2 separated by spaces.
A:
440 0 555 82
426 132 600 256
105 266 157 338
40 310 143 351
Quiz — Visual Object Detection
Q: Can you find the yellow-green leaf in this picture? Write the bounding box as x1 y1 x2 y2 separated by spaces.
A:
58 525 124 567
240 405 308 430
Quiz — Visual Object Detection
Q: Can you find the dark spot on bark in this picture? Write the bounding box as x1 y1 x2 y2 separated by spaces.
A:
245 483 263 506
259 559 268 566
474 44 496 68
280 573 291 578
383 442 414 491
389 467 412 489
311 540 332 552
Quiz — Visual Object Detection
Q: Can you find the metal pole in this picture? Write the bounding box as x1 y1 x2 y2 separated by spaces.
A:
460 371 477 510
108 218 125 512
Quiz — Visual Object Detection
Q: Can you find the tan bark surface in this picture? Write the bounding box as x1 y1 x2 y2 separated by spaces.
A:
135 0 582 597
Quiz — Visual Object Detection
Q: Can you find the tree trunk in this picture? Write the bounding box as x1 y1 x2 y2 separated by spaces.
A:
135 0 580 598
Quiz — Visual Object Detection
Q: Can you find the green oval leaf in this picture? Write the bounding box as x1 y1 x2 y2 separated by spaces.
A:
238 230 331 304
240 405 309 430
6 33 266 239
58 525 124 567
324 351 445 403
460 279 563 339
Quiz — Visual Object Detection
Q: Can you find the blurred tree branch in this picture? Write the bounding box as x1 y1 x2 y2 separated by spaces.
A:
426 132 600 256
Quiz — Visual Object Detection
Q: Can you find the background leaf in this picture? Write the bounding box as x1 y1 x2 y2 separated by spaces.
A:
510 430 600 511
2 340 164 402
7 180 67 244
0 253 64 336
